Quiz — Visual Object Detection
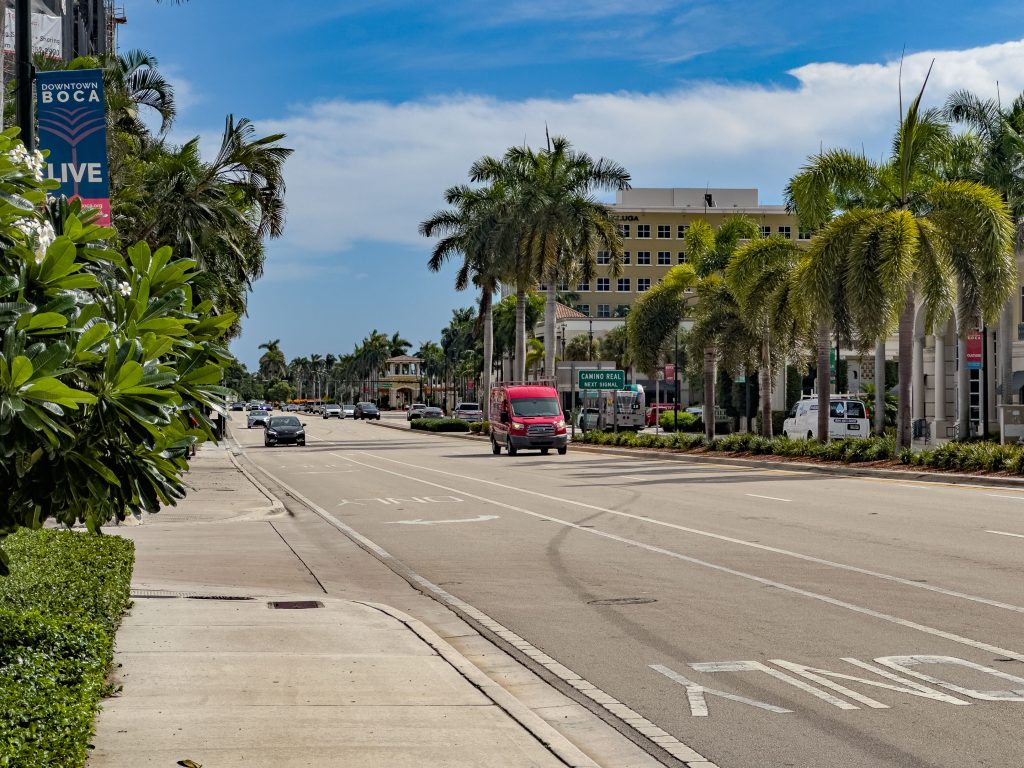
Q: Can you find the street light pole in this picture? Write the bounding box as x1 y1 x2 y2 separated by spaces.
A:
15 0 34 152
673 326 680 427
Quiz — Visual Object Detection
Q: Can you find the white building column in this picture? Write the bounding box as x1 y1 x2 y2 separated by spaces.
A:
913 334 925 421
933 332 947 437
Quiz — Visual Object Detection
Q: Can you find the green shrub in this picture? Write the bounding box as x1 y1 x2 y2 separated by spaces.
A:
0 529 134 768
411 417 471 433
468 421 492 435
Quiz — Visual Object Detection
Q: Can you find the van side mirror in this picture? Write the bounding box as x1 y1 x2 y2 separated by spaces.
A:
500 412 510 424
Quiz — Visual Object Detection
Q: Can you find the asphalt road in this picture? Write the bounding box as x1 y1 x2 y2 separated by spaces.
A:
234 413 1024 768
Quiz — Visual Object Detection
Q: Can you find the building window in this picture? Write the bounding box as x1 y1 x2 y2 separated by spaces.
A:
618 224 630 238
657 251 671 265
677 224 689 239
637 278 651 292
617 277 630 292
597 277 610 292
778 226 792 239
657 224 671 238
798 226 813 240
576 304 590 316
637 251 651 265
622 251 631 264
597 304 611 318
539 282 547 291
677 251 687 264
597 250 610 265
760 225 771 238
637 224 651 238
577 280 589 292
557 280 569 291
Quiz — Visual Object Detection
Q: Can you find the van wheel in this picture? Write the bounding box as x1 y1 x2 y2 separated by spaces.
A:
557 446 567 455
491 436 501 455
508 442 518 456
541 448 549 455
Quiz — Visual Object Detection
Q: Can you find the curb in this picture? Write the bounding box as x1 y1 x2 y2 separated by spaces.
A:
371 420 1024 490
371 418 489 442
357 601 600 768
220 426 286 512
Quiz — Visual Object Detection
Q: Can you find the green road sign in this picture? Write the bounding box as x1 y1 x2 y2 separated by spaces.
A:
577 369 625 390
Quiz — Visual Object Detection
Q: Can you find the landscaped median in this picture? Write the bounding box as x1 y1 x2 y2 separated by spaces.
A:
0 529 134 768
575 430 1024 476
410 418 491 434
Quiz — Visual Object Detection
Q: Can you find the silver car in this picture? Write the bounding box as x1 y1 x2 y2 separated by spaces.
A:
247 409 270 429
452 402 483 421
323 404 342 419
341 403 356 418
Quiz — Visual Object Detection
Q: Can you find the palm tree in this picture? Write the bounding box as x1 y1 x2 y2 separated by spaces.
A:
388 333 411 358
726 236 807 437
788 75 1016 447
288 356 310 399
506 135 630 379
944 89 1024 417
564 334 600 362
258 340 287 381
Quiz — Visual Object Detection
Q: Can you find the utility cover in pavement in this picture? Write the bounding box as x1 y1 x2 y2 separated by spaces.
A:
268 600 324 609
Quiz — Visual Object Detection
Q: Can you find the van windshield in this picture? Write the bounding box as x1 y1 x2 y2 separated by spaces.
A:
511 397 561 417
830 401 865 418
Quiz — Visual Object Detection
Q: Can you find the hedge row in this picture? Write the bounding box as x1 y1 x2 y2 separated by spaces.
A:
468 421 491 435
410 417 471 432
0 529 135 768
577 429 1024 474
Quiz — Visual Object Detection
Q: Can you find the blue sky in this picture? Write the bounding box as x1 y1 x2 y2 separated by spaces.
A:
119 1 1024 369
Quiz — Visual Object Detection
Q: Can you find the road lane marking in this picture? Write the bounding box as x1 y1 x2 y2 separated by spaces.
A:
385 515 499 525
986 494 1024 501
650 664 793 716
356 451 1024 616
986 530 1024 539
335 452 1024 663
745 493 791 502
237 448 709 764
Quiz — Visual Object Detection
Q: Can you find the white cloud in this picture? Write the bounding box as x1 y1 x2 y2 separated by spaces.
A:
257 39 1024 262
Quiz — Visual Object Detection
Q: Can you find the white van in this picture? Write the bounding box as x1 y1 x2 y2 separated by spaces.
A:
782 395 870 440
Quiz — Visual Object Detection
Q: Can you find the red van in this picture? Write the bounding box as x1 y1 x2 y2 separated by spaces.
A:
489 384 568 456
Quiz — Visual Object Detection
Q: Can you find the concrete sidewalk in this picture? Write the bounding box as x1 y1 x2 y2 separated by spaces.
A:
88 444 597 768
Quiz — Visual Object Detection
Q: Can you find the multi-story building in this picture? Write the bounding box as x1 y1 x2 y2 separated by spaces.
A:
569 187 801 319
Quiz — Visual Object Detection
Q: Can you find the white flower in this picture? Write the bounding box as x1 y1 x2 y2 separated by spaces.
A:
117 282 132 297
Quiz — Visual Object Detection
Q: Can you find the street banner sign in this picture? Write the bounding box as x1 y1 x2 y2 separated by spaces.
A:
577 369 625 390
966 330 982 370
664 363 675 381
36 69 111 225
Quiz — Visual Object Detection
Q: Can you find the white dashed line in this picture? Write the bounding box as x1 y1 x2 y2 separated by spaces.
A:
986 530 1024 539
745 493 791 502
986 494 1024 501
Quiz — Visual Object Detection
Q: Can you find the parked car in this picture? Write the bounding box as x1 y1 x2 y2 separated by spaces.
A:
341 403 356 418
407 403 427 421
247 409 270 429
645 403 675 426
229 402 245 412
576 407 599 431
489 384 567 456
782 395 870 440
421 406 444 419
355 402 380 420
323 404 342 419
246 401 261 411
264 415 306 447
453 402 484 421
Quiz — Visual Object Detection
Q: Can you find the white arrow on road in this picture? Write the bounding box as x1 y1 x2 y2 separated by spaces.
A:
385 515 499 526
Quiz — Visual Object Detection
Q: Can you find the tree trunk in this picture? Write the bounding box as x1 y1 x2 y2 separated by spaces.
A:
895 286 915 448
545 274 557 380
760 336 773 438
874 340 885 436
704 345 716 441
481 290 493 404
515 287 527 382
817 322 830 443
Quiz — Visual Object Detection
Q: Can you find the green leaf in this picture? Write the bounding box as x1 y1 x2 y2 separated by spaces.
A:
27 312 69 331
10 355 32 387
21 377 96 407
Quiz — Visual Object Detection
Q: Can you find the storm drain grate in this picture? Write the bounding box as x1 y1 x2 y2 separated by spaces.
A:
188 595 255 601
268 600 323 610
131 589 255 601
587 597 657 606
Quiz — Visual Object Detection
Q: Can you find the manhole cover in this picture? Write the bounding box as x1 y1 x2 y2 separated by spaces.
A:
587 597 657 606
268 600 323 609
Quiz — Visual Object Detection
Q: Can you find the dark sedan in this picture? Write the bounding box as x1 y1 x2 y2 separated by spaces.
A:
354 402 380 420
264 415 306 447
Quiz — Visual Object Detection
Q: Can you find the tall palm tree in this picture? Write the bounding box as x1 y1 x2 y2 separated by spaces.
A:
788 76 1016 447
944 90 1024 415
504 135 630 379
258 340 287 381
388 333 411 357
726 236 808 437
